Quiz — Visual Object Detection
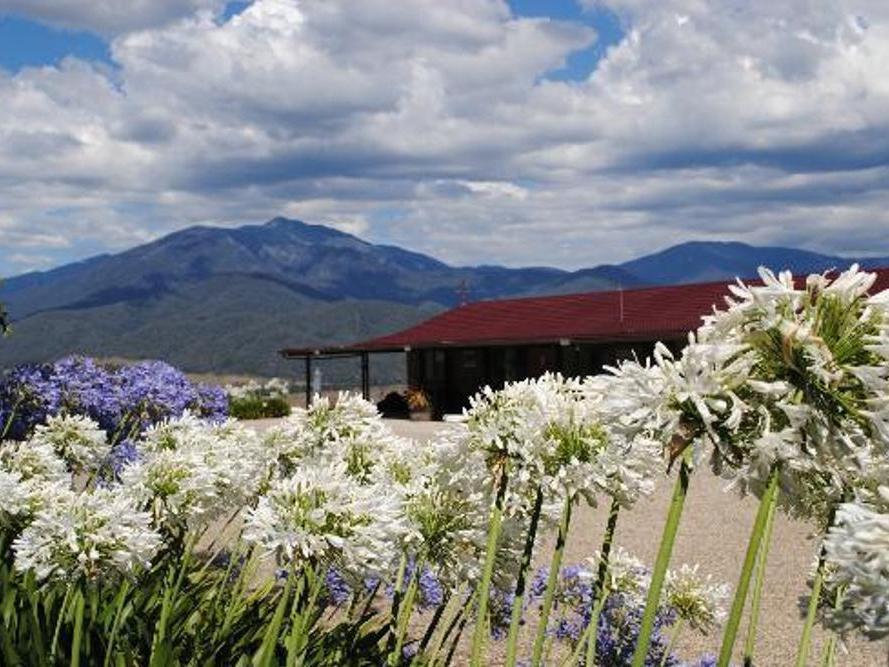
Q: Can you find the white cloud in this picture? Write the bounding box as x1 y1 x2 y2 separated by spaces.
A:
1 0 889 274
0 0 223 34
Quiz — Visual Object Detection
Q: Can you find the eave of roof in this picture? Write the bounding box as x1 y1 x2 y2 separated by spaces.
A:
279 267 889 359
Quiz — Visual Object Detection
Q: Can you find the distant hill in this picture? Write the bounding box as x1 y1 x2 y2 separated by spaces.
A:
619 241 889 286
1 218 887 381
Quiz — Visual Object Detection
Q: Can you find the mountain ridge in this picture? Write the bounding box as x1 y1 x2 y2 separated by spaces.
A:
2 218 888 379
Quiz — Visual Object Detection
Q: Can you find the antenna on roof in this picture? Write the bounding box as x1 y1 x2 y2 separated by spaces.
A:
619 282 624 323
456 279 470 307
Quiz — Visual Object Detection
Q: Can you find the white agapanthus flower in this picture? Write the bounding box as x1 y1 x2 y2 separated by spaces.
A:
0 470 70 525
823 486 889 639
120 446 220 529
265 393 415 489
31 414 110 472
401 434 491 586
0 439 71 525
604 265 889 526
13 486 161 582
140 411 209 454
201 418 271 503
585 546 651 603
0 439 70 484
244 462 406 579
465 374 659 514
663 563 729 634
123 414 269 528
697 265 889 522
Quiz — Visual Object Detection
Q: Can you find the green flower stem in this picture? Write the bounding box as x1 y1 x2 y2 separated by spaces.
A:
743 481 779 667
415 589 450 660
391 559 424 666
469 464 510 667
219 545 259 641
50 584 74 664
429 587 472 666
718 467 781 667
585 497 622 667
660 618 684 667
504 486 545 667
255 571 294 667
286 564 318 663
70 589 85 667
631 459 692 667
795 553 827 667
387 552 409 657
820 630 838 667
103 580 132 667
444 607 472 667
531 494 574 667
820 584 845 667
560 590 606 667
0 398 20 440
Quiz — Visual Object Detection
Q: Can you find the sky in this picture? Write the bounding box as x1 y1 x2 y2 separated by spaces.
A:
0 0 888 276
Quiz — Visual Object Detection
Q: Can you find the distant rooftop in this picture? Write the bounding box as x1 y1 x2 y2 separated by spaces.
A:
280 267 889 357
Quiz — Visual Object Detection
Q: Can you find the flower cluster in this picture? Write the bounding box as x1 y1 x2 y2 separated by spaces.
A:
2 410 263 581
226 378 290 401
526 553 726 666
702 267 889 519
465 373 660 514
400 433 492 586
31 414 110 472
244 463 404 580
246 395 413 581
605 266 889 527
0 439 71 525
264 392 395 479
663 563 729 635
13 487 161 583
822 485 889 639
122 414 269 530
0 356 227 442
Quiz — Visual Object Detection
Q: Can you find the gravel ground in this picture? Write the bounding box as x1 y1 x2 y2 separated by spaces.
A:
247 417 889 666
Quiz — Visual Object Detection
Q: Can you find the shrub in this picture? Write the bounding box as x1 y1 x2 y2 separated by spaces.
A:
225 378 292 419
229 394 292 419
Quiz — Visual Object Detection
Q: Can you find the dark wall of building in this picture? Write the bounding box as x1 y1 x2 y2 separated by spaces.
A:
407 339 682 417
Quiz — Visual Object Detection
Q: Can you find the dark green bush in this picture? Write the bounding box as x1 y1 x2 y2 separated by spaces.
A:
229 395 292 420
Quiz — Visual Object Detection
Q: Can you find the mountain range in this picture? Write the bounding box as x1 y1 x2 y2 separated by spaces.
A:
2 217 888 381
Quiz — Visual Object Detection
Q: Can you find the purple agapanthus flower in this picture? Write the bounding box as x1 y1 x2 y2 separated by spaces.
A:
386 559 447 611
108 438 140 476
0 363 60 439
324 567 353 606
52 356 123 432
522 564 685 667
194 383 228 422
417 567 445 609
0 356 227 441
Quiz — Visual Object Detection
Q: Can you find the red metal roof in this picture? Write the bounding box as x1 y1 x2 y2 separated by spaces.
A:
281 267 889 356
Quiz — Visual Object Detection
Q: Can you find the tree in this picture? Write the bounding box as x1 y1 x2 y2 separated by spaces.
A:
0 281 8 335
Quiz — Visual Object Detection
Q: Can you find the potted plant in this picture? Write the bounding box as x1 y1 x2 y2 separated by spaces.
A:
405 386 432 421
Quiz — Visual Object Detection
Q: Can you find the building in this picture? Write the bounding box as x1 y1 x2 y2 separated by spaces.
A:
280 268 889 416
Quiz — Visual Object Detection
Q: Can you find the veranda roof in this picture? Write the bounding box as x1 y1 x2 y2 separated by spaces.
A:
280 267 889 358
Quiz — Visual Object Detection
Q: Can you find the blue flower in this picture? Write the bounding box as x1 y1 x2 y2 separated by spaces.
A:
0 356 227 441
108 439 140 476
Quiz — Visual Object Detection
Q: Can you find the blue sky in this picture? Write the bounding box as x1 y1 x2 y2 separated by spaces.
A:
0 16 111 71
0 1 623 79
0 0 887 276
